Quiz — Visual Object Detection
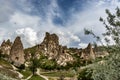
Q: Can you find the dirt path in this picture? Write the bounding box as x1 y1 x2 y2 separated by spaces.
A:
23 74 33 80
36 69 49 80
11 64 23 78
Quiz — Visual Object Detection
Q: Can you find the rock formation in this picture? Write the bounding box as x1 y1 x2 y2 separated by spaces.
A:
0 39 12 55
95 51 109 58
39 32 59 59
0 32 109 68
9 36 25 67
24 32 108 66
36 32 73 66
1 40 6 47
81 43 95 60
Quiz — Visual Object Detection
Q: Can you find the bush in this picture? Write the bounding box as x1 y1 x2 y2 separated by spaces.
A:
78 68 93 80
19 64 25 70
92 51 120 80
85 7 120 80
40 59 57 70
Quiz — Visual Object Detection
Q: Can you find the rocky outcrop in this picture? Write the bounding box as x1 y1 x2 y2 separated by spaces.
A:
95 51 109 58
1 39 12 47
24 32 108 66
0 39 12 55
9 36 25 67
37 32 73 66
39 32 59 59
1 40 6 47
81 43 95 60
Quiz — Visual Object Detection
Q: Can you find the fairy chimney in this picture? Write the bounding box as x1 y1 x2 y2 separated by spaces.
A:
0 39 12 55
9 36 25 67
81 43 95 60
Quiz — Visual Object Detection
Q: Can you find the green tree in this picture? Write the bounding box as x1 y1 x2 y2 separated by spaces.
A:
84 7 120 80
30 55 40 75
39 58 57 70
29 52 40 75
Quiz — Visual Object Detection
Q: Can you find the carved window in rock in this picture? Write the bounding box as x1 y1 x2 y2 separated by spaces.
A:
15 57 19 60
52 50 54 53
62 50 65 53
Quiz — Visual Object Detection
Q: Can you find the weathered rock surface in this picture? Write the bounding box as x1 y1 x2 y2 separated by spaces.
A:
95 51 109 58
24 32 108 66
0 39 12 55
81 43 95 60
31 32 74 66
9 36 25 67
39 32 59 59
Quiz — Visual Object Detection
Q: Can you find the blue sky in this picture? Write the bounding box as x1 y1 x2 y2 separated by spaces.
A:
0 0 120 48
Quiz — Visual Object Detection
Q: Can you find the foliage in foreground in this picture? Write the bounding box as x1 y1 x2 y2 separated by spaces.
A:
84 7 120 80
92 51 120 80
78 68 93 80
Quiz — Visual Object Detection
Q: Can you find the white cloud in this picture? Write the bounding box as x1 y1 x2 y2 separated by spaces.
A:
0 27 13 44
0 0 15 22
110 0 120 6
64 0 120 47
16 27 38 47
55 30 80 46
9 12 40 28
0 0 32 23
0 28 6 42
0 0 120 48
78 43 88 48
10 0 120 47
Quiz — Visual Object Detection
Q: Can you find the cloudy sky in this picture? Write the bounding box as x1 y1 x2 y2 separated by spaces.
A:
0 0 120 48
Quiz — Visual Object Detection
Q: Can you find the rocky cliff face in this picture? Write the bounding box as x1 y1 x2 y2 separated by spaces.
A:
39 32 59 59
9 36 25 67
0 32 108 68
0 39 12 55
36 32 73 66
24 32 108 66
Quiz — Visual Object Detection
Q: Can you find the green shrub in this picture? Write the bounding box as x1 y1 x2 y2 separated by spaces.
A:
78 69 93 80
85 7 120 80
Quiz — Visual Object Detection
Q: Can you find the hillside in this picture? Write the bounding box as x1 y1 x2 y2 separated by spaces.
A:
0 32 108 80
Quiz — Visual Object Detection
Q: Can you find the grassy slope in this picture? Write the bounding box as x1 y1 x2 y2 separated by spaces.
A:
0 59 19 79
0 59 13 69
41 70 75 77
29 75 45 80
20 70 32 79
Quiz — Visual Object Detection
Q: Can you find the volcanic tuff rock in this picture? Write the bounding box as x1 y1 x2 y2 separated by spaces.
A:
24 32 108 66
81 43 95 60
36 32 73 66
9 36 25 67
39 32 59 59
0 39 12 55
